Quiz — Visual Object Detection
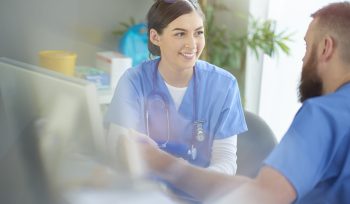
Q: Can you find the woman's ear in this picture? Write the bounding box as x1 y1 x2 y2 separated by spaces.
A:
149 28 160 46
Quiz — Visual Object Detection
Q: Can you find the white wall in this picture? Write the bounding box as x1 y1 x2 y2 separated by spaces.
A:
244 0 269 113
259 0 340 141
0 0 153 66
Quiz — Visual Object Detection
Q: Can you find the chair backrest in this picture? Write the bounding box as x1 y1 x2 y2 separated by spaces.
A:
236 110 277 178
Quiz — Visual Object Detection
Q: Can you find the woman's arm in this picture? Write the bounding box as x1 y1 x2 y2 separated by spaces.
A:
207 136 237 175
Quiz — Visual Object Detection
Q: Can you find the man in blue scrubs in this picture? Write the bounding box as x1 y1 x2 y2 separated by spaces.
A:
137 2 350 203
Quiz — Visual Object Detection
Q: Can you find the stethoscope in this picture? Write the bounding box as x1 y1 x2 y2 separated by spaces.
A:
144 62 205 160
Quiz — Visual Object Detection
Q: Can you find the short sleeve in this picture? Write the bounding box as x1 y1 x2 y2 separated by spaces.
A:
264 101 333 201
104 70 145 133
214 80 247 139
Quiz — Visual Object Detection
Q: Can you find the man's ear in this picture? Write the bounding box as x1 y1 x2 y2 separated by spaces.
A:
320 36 334 61
149 29 160 46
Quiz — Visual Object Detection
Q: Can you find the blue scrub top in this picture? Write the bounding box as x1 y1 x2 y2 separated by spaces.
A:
105 58 247 167
264 83 350 204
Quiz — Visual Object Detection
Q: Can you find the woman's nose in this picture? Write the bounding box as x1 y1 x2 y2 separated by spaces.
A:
185 37 196 49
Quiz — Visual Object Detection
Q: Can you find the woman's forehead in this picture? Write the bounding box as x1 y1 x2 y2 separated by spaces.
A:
165 12 204 30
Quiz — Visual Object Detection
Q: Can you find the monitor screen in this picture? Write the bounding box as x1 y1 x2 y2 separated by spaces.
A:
0 91 54 204
0 58 106 203
0 57 106 156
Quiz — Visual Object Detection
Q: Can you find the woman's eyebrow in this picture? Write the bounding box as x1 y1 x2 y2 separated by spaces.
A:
171 28 187 32
171 26 204 32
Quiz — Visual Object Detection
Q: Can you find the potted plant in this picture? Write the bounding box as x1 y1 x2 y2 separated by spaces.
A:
199 0 293 98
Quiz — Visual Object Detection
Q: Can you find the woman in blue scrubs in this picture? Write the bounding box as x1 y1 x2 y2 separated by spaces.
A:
105 0 246 177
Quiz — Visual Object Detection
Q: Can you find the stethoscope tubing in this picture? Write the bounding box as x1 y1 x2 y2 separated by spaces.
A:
145 60 203 160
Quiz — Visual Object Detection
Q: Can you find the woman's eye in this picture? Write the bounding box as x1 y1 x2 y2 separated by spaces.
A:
197 30 204 35
175 32 185 37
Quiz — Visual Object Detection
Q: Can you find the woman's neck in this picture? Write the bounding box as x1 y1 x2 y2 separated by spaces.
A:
158 61 193 88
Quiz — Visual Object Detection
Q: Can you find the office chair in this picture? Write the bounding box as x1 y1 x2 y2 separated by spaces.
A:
236 110 277 178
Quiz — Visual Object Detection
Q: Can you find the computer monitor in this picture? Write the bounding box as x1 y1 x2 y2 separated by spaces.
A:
0 58 106 203
0 89 56 204
0 57 106 156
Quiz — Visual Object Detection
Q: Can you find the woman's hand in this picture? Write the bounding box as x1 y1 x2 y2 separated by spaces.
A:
128 129 169 173
128 129 186 180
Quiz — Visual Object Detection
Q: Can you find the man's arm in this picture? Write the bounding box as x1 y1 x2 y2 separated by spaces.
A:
133 131 296 203
215 166 297 204
140 141 250 201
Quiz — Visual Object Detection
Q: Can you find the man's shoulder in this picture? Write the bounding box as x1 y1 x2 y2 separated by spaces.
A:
303 83 350 110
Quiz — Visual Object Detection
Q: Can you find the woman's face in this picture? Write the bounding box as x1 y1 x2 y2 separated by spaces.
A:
151 11 205 71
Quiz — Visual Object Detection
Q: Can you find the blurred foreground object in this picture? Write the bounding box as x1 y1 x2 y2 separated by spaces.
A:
0 57 176 203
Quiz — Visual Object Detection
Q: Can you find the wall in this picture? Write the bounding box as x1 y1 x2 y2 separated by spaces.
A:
244 0 269 113
0 0 152 66
0 0 250 67
213 0 249 36
209 0 252 106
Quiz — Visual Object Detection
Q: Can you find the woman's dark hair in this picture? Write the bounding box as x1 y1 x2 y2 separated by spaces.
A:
146 0 204 56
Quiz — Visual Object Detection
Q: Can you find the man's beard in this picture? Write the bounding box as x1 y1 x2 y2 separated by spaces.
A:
298 47 323 103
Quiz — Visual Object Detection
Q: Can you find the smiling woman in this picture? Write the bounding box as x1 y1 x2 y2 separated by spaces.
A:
104 0 247 202
149 11 205 86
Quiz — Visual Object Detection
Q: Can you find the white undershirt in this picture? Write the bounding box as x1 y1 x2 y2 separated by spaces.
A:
208 136 237 175
164 81 187 110
165 82 237 175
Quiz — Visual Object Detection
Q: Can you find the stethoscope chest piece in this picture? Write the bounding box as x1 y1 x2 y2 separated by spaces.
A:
194 121 205 142
187 120 205 161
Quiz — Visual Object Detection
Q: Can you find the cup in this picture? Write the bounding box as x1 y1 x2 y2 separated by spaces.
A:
39 50 77 76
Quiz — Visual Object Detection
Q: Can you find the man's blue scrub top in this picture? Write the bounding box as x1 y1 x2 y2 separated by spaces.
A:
264 83 350 204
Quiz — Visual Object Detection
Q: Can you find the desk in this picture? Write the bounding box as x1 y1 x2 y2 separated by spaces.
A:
65 186 176 204
51 153 177 204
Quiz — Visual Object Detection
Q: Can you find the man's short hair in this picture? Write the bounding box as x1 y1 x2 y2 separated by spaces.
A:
311 2 350 63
